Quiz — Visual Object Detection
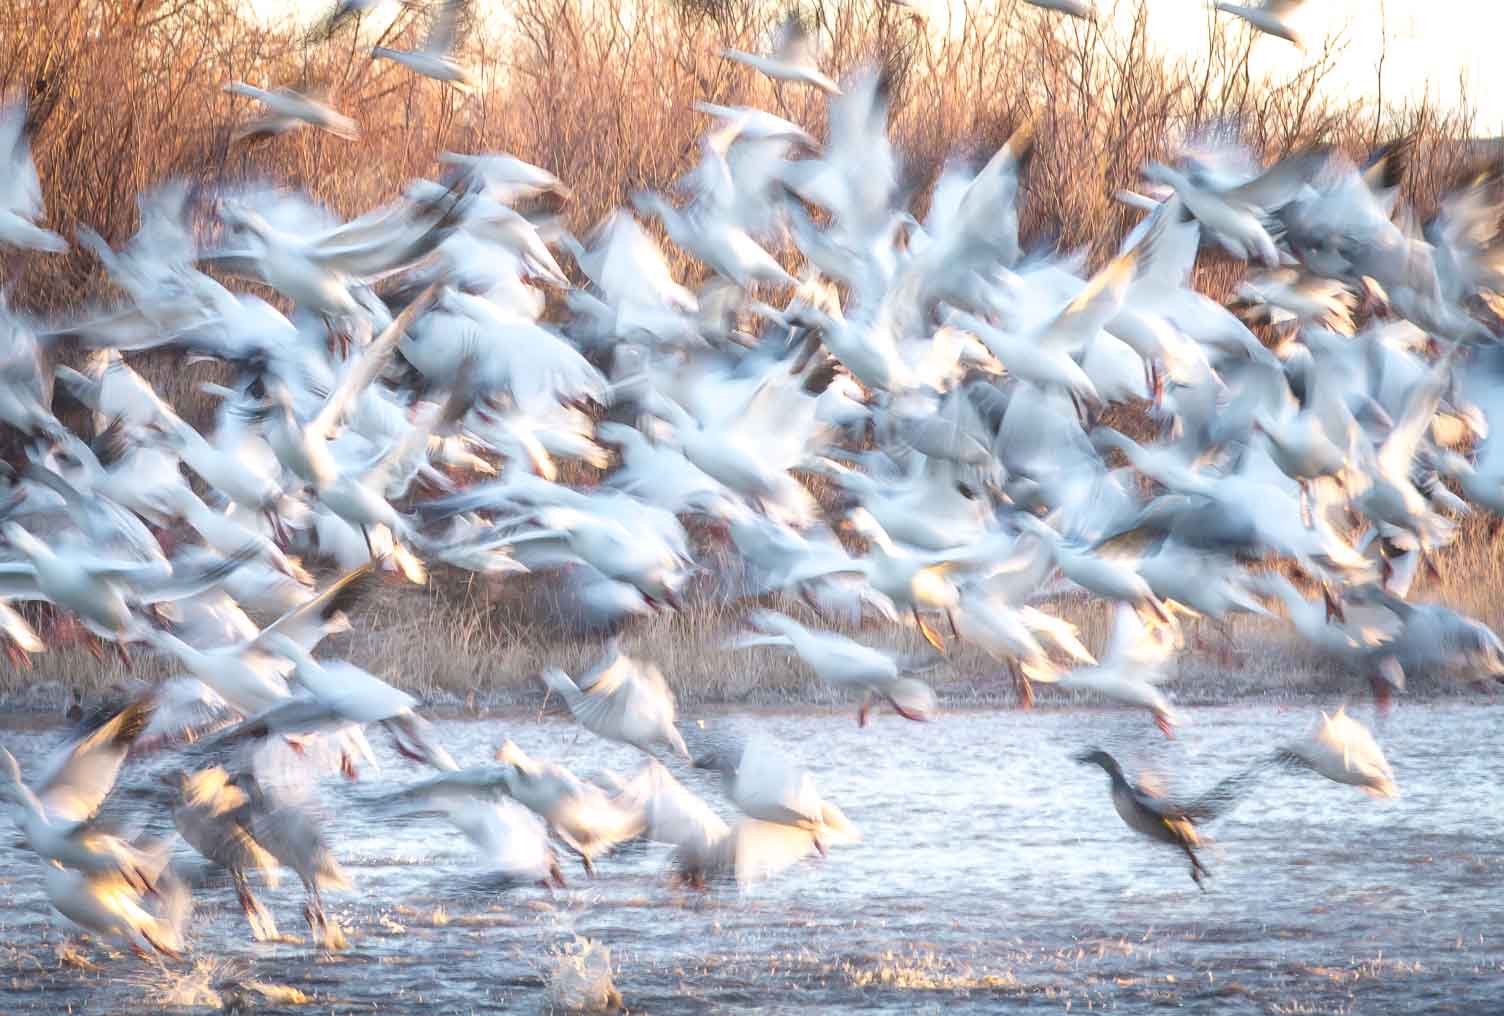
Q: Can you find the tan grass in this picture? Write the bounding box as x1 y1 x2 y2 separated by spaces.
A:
10 519 1502 712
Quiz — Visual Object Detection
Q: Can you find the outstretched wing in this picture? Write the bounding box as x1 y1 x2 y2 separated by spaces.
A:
37 698 155 823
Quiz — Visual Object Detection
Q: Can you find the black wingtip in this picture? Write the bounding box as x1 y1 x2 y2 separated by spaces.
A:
76 695 156 749
1364 135 1412 193
319 562 380 624
800 359 841 396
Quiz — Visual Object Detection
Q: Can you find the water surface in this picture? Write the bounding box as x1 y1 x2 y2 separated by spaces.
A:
0 702 1498 1013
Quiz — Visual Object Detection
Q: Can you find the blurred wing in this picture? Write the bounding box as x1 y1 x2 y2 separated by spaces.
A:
1041 252 1136 353
38 698 154 822
627 762 730 851
309 285 439 440
1224 148 1328 211
256 562 378 650
143 544 261 602
426 0 462 54
1377 362 1448 479
731 818 819 886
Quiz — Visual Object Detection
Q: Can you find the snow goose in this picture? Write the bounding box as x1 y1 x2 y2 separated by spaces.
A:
1024 0 1096 19
492 741 647 874
951 586 1082 707
223 82 358 142
142 562 374 717
43 844 188 959
488 502 694 609
205 197 450 322
1352 356 1455 551
0 299 61 436
605 761 725 849
1343 585 1504 690
0 699 159 888
261 633 458 772
728 609 939 725
1426 165 1504 308
164 766 283 940
812 450 986 553
634 190 793 291
692 734 857 855
0 524 255 641
0 98 66 253
406 288 605 408
1053 604 1181 737
612 761 821 890
1275 706 1397 797
539 641 688 757
1214 0 1308 50
171 545 315 617
55 348 182 434
1256 573 1404 709
372 0 472 88
1133 540 1271 627
437 796 565 887
830 508 966 650
1142 144 1327 266
1012 513 1174 630
1235 268 1357 335
720 13 841 94
440 150 571 206
171 488 309 584
155 411 286 522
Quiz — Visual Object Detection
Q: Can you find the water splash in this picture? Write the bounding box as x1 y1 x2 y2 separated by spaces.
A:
547 936 621 1012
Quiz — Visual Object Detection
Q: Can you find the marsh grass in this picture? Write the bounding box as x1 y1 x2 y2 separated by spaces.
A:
9 514 1504 715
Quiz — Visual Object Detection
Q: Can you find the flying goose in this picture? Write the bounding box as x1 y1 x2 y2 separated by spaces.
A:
164 766 283 940
727 609 939 725
223 82 359 143
1214 0 1308 50
0 98 67 253
231 770 351 950
720 14 841 95
492 741 647 874
0 525 256 641
260 632 459 773
1023 0 1097 19
601 761 812 890
1143 144 1326 266
141 561 376 717
43 841 188 959
0 699 159 889
693 734 858 856
1076 749 1210 888
1275 706 1397 797
539 640 689 758
372 0 472 88
1052 603 1182 736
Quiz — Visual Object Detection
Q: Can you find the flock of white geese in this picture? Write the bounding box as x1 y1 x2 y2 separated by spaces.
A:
0 0 1496 964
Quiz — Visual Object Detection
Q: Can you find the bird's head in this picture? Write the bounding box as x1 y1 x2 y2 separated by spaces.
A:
1074 748 1116 771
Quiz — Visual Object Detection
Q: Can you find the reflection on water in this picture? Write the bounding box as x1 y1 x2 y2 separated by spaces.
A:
0 702 1500 1013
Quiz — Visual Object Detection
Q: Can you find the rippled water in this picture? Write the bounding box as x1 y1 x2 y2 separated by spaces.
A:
1 701 1500 1014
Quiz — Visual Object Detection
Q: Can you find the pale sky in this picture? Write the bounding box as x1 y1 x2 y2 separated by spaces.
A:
1130 0 1500 134
253 0 1500 135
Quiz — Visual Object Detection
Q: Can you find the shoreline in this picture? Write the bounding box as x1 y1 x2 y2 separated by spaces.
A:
1 657 1494 724
4 555 1501 725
